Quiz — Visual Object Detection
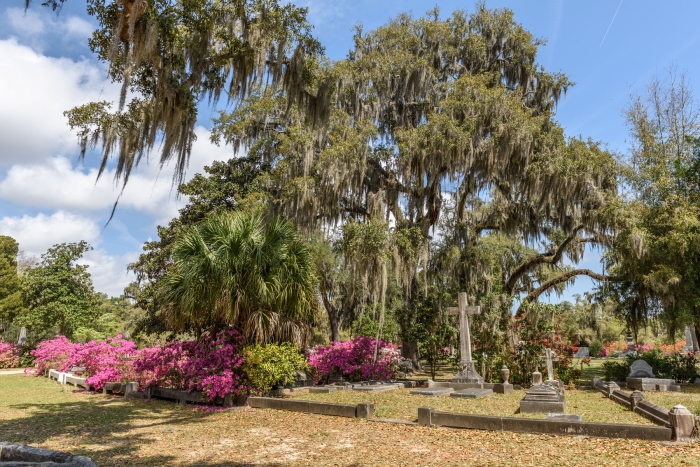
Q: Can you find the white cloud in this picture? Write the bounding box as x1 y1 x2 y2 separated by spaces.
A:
0 211 138 296
5 7 94 51
0 125 233 224
0 211 100 255
0 38 117 167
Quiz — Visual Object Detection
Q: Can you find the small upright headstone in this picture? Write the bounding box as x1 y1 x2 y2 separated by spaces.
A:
17 327 27 347
629 360 655 378
532 371 543 386
683 326 694 352
626 331 635 351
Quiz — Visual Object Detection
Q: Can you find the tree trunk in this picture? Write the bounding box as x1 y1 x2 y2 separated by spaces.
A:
329 315 341 343
401 341 422 371
692 323 700 352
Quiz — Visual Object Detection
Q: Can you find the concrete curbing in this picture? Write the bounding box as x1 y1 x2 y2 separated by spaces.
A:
247 397 374 419
416 407 673 441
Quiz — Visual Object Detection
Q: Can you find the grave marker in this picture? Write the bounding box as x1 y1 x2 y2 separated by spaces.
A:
545 348 555 383
447 292 483 383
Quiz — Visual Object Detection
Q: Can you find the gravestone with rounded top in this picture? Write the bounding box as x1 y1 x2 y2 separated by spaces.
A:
629 360 655 378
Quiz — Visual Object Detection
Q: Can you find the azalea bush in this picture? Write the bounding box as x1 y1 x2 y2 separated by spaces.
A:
30 336 80 375
307 336 400 383
134 330 247 400
67 336 139 391
0 341 19 369
243 343 308 395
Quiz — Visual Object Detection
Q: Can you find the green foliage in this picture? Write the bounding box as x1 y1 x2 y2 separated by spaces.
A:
129 157 271 336
558 294 626 346
72 295 139 343
159 211 319 344
354 307 401 344
243 343 308 395
589 340 604 358
605 70 700 340
396 287 456 380
19 242 100 341
54 0 321 189
0 236 27 341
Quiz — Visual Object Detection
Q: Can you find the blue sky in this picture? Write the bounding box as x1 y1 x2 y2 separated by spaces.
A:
0 0 697 298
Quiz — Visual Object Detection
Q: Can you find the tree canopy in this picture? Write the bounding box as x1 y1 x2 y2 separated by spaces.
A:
605 69 700 342
19 241 101 340
158 211 319 344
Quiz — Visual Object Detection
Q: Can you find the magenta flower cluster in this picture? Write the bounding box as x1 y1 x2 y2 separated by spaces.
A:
69 336 138 390
0 340 19 369
30 331 247 400
307 336 400 382
30 336 80 375
134 330 247 400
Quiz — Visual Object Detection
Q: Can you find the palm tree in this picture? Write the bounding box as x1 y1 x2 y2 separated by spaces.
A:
159 211 319 345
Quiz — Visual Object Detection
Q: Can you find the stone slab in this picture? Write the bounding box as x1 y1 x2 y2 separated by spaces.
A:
449 388 493 399
352 384 401 393
410 388 454 396
427 381 513 394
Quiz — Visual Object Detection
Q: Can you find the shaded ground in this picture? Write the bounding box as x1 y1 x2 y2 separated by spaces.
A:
2 375 700 466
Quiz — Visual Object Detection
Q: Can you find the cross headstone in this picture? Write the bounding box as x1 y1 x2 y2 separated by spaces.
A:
447 292 483 383
545 348 555 382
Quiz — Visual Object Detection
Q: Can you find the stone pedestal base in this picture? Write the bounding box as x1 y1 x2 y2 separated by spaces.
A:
627 377 681 392
452 361 484 383
519 384 566 414
520 400 565 414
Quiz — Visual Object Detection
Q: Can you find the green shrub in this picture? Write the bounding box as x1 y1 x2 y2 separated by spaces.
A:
602 360 629 382
243 343 308 395
602 351 699 383
589 340 603 358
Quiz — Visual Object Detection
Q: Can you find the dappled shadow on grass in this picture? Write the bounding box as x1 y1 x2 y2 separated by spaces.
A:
0 389 234 466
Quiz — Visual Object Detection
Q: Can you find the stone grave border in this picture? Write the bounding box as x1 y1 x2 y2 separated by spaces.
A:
592 376 698 439
416 407 672 441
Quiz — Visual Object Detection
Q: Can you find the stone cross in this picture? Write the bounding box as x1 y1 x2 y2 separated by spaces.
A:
545 348 555 382
447 292 483 383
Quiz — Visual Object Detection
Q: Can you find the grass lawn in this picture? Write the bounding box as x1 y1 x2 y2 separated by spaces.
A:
2 375 700 466
290 387 654 425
